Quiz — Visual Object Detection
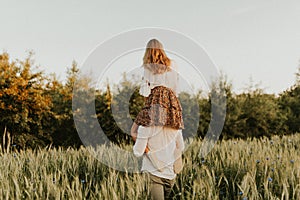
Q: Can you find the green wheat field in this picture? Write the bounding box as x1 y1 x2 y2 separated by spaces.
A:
1 134 299 200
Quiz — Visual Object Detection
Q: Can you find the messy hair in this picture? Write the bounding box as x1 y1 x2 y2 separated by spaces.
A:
143 39 171 74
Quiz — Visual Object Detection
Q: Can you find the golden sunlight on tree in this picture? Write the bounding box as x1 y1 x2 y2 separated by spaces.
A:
0 52 52 149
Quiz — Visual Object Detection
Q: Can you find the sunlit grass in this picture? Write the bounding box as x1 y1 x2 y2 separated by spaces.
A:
0 134 299 199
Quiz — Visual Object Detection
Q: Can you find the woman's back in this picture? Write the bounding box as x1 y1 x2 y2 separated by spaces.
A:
133 125 184 180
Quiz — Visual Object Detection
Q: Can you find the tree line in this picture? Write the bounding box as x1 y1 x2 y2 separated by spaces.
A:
0 52 299 150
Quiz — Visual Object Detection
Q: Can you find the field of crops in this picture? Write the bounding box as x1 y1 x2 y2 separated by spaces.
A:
0 134 299 200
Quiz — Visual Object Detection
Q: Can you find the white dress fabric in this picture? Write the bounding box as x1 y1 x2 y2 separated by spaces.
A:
139 60 179 97
133 60 184 180
133 126 184 179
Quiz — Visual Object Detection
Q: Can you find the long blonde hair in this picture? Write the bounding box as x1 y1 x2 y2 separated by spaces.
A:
143 39 171 74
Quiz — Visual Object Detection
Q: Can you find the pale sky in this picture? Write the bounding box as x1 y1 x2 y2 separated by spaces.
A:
1 0 300 94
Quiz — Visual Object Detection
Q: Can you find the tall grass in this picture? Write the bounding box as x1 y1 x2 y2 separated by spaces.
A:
0 134 299 199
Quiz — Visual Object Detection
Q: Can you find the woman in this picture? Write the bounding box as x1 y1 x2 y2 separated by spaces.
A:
131 39 185 200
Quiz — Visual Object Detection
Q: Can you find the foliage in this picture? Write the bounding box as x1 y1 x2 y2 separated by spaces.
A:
0 52 52 148
46 61 83 148
279 86 300 134
0 52 300 149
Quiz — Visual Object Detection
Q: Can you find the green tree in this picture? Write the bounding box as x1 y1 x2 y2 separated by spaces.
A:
46 61 83 148
179 91 202 139
0 52 52 149
237 88 287 139
278 66 300 134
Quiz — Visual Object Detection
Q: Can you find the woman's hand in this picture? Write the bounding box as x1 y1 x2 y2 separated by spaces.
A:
145 146 150 153
131 131 137 141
